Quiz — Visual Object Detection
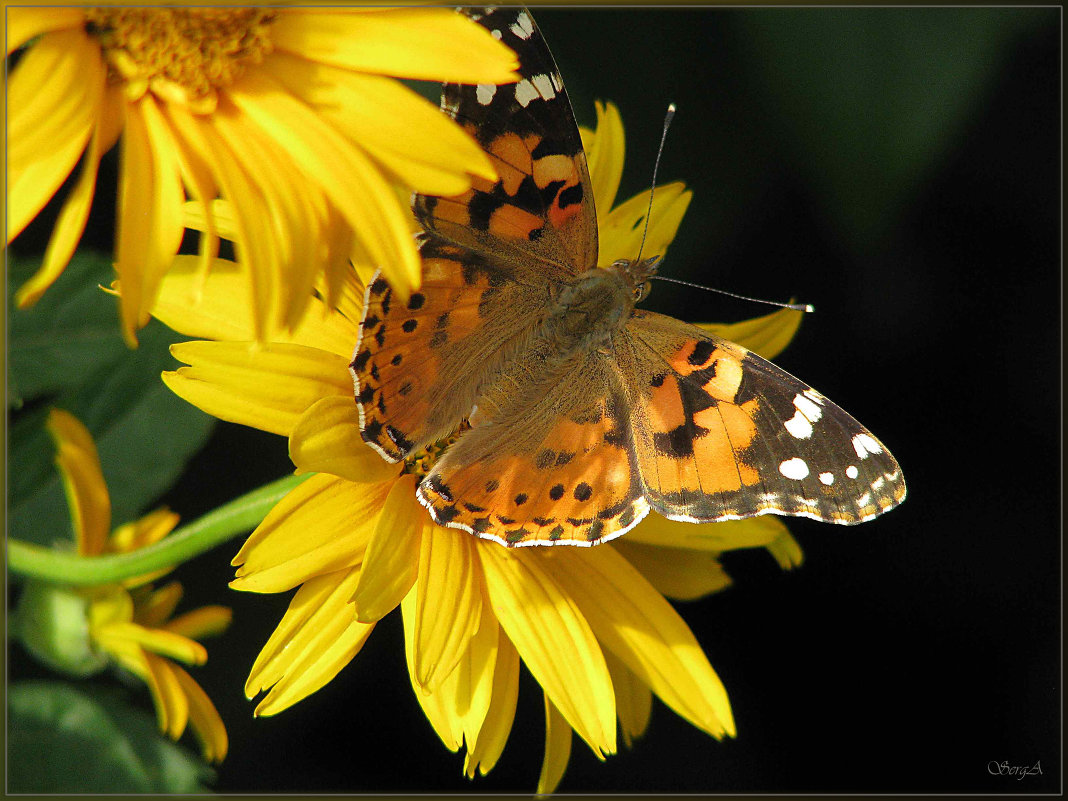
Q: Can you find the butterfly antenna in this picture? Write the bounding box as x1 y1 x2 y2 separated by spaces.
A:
648 275 815 313
635 103 677 263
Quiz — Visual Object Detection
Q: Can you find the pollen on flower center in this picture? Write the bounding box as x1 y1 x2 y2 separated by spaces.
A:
402 422 471 479
84 8 277 106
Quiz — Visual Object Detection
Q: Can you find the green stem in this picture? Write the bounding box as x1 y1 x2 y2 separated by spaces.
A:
7 473 310 587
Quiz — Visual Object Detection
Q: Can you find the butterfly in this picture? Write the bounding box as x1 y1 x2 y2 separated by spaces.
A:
350 7 906 547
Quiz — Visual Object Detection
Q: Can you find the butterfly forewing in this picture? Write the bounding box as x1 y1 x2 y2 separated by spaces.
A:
620 312 906 525
413 7 598 277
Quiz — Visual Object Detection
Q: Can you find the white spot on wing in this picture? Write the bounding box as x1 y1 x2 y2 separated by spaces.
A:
511 11 534 39
531 73 556 100
784 409 814 439
514 79 538 108
779 457 809 480
871 476 885 491
476 83 496 105
846 465 859 479
852 433 883 459
793 392 823 423
550 72 563 91
802 388 825 406
491 28 502 40
819 472 835 486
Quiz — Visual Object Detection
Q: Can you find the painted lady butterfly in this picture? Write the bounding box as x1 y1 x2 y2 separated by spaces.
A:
351 7 906 547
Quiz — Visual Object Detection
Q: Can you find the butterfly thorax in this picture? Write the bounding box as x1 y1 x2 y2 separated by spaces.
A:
544 266 637 355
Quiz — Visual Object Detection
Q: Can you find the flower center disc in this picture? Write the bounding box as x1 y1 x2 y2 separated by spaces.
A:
85 8 277 109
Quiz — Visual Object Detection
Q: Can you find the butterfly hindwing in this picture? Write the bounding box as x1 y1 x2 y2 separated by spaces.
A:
418 350 649 546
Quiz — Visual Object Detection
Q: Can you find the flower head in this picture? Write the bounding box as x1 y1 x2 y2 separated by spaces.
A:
152 102 804 791
15 409 231 763
6 7 518 344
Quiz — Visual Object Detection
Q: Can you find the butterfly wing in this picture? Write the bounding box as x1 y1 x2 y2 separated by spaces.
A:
618 310 907 524
413 7 598 277
352 238 544 461
417 345 649 546
354 7 599 461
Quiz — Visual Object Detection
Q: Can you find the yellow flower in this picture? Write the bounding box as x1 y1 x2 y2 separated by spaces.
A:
151 102 804 791
16 409 232 763
6 7 519 345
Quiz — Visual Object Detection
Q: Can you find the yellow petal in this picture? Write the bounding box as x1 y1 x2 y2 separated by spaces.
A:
164 104 282 341
537 693 572 796
7 30 103 245
248 566 374 715
274 9 518 84
604 649 652 749
261 54 495 194
227 69 420 298
15 86 124 308
45 409 110 555
613 540 732 601
695 305 804 361
149 256 361 357
171 664 228 763
289 397 400 484
142 651 189 739
627 513 792 553
411 594 500 756
584 100 626 217
6 7 85 55
599 182 691 265
546 545 735 740
352 475 423 623
479 546 616 758
110 507 180 555
412 525 482 690
209 99 323 334
164 340 351 437
133 581 183 628
98 622 207 667
456 601 500 748
464 629 520 778
766 528 805 570
401 588 461 751
115 96 185 343
232 473 388 593
165 606 233 641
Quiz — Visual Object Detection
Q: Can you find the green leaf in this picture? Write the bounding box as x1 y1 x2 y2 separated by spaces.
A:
8 251 130 409
7 681 215 793
7 251 216 547
736 8 1051 250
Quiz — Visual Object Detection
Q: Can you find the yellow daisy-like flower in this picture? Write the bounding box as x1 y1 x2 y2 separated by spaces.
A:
150 102 804 791
6 7 518 345
17 409 232 763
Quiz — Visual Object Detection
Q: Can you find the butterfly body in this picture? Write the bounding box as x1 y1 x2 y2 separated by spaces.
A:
350 7 905 547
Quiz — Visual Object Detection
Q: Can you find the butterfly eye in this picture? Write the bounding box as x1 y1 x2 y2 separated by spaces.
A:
635 282 651 302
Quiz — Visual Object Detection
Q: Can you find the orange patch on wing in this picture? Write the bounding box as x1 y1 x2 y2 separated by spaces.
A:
643 374 688 433
354 255 494 460
532 153 575 188
422 399 642 546
669 342 746 403
486 133 532 197
691 401 761 493
488 204 545 240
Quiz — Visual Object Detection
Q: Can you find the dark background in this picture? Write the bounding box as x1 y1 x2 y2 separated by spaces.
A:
8 7 1061 794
